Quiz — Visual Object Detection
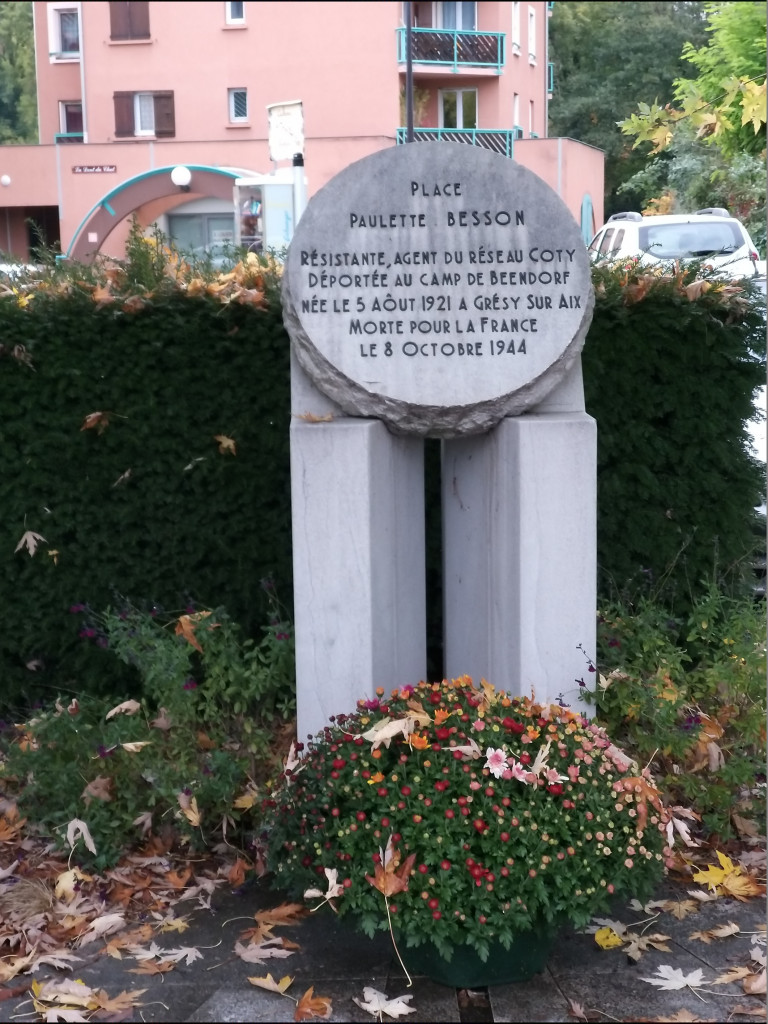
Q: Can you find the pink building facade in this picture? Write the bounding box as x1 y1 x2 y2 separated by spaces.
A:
0 1 603 262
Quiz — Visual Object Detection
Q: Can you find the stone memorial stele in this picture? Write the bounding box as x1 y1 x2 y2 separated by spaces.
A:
285 142 597 740
283 142 594 437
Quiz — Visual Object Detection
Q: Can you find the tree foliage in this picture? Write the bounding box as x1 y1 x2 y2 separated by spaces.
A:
0 1 37 143
548 2 709 216
619 2 766 157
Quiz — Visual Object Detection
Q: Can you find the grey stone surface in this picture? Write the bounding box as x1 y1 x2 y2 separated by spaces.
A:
10 880 765 1022
283 142 594 437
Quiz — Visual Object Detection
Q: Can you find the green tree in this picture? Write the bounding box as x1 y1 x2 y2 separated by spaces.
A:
0 1 37 143
619 2 766 157
548 1 708 217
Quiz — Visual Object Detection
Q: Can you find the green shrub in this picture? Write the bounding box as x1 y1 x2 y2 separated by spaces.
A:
584 586 766 838
0 593 294 869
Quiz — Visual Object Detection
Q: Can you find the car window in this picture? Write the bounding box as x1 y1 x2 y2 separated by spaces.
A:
638 221 743 258
598 228 615 255
588 230 604 253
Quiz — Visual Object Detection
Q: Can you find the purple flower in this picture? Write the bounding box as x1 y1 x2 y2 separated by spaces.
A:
362 698 380 711
276 631 290 641
96 744 115 758
183 678 198 691
69 603 86 614
79 627 96 639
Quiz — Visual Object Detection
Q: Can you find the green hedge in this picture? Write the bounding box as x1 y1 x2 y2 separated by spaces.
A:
0 279 292 708
583 267 765 606
0 259 763 709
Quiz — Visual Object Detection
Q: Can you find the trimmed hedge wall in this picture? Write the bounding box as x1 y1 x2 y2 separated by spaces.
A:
0 261 764 708
0 283 291 707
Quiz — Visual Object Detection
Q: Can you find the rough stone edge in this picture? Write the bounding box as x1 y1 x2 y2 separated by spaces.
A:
282 274 595 438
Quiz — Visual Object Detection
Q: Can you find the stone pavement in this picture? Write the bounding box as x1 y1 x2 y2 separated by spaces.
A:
9 880 765 1022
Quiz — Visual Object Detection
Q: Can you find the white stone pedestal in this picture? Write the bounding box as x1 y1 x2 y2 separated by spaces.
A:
442 362 596 714
290 357 426 741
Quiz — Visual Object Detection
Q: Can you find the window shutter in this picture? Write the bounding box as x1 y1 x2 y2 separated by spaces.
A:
110 1 150 39
128 1 150 39
153 92 175 137
109 2 130 39
113 92 135 136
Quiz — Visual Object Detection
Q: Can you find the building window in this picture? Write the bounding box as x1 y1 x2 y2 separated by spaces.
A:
528 5 536 63
511 2 520 54
513 92 522 137
437 1 476 30
529 99 535 137
225 1 245 23
109 1 150 40
48 4 80 61
228 88 248 122
439 88 477 130
58 101 83 141
114 91 175 138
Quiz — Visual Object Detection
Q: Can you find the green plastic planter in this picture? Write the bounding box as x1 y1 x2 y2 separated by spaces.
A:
400 928 555 988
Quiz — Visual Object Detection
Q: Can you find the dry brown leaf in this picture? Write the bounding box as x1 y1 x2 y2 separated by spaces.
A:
732 813 761 838
92 988 147 1015
720 874 766 901
256 903 308 927
150 707 172 731
294 985 333 1021
80 410 111 433
227 858 249 887
234 939 294 964
663 900 699 920
214 434 237 455
743 971 767 995
128 959 177 975
247 973 294 994
105 699 141 720
729 1003 767 1018
712 966 753 985
174 612 212 653
296 412 334 423
566 997 601 1021
82 775 113 805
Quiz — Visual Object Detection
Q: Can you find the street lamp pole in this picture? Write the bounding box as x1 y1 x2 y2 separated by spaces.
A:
405 1 414 143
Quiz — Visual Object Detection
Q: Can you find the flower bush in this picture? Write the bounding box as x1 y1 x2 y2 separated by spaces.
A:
264 677 671 962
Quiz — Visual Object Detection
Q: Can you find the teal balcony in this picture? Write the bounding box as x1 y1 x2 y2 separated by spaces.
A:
396 27 505 72
548 62 554 95
54 132 84 144
396 127 515 158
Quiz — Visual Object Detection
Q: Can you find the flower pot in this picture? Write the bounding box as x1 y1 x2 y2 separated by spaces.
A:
401 927 555 988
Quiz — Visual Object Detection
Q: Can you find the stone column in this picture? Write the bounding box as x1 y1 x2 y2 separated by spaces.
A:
291 355 426 740
442 360 595 714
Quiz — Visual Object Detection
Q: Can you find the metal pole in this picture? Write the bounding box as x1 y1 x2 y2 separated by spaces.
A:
293 153 306 226
405 1 414 143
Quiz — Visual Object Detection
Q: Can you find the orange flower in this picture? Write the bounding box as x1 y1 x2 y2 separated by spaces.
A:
367 772 385 785
434 709 451 725
409 733 429 750
371 748 382 759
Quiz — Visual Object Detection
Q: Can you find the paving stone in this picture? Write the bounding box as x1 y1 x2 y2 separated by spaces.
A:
489 969 570 1023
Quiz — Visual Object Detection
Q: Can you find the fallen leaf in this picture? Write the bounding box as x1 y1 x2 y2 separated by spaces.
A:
712 966 753 985
15 530 47 556
92 988 147 1016
105 699 141 720
132 811 153 836
566 998 601 1022
247 973 294 994
128 960 177 975
365 836 416 898
743 971 766 995
54 868 90 901
256 903 307 927
76 912 125 946
294 986 333 1020
360 716 416 750
720 874 766 901
234 939 294 964
174 612 211 653
214 434 237 455
729 1003 766 1018
80 410 110 432
297 412 334 423
624 933 672 961
595 926 624 950
82 775 113 805
66 818 97 856
353 986 416 1018
732 813 761 839
176 793 201 828
661 900 700 920
151 707 172 731
641 965 706 991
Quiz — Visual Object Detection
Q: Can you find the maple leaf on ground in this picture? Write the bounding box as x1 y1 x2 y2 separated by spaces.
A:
30 949 83 972
565 999 602 1022
294 986 333 1021
234 939 294 964
75 912 125 947
227 857 249 887
128 960 177 975
247 973 294 994
640 966 706 991
15 530 47 557
32 978 96 1008
92 988 147 1017
711 966 752 986
660 900 700 921
689 922 740 944
743 971 767 995
132 811 153 837
54 868 90 901
0 948 37 981
158 915 190 934
624 933 672 961
353 987 416 1019
176 792 201 828
730 1003 766 1019
41 1009 90 1022
256 903 307 928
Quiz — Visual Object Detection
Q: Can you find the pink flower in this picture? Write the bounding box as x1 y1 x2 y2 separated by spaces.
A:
484 747 508 779
567 764 580 782
507 760 533 785
472 719 486 732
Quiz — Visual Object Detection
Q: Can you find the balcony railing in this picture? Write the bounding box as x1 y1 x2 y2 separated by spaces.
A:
396 27 505 72
396 127 515 158
54 132 84 144
548 62 554 95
